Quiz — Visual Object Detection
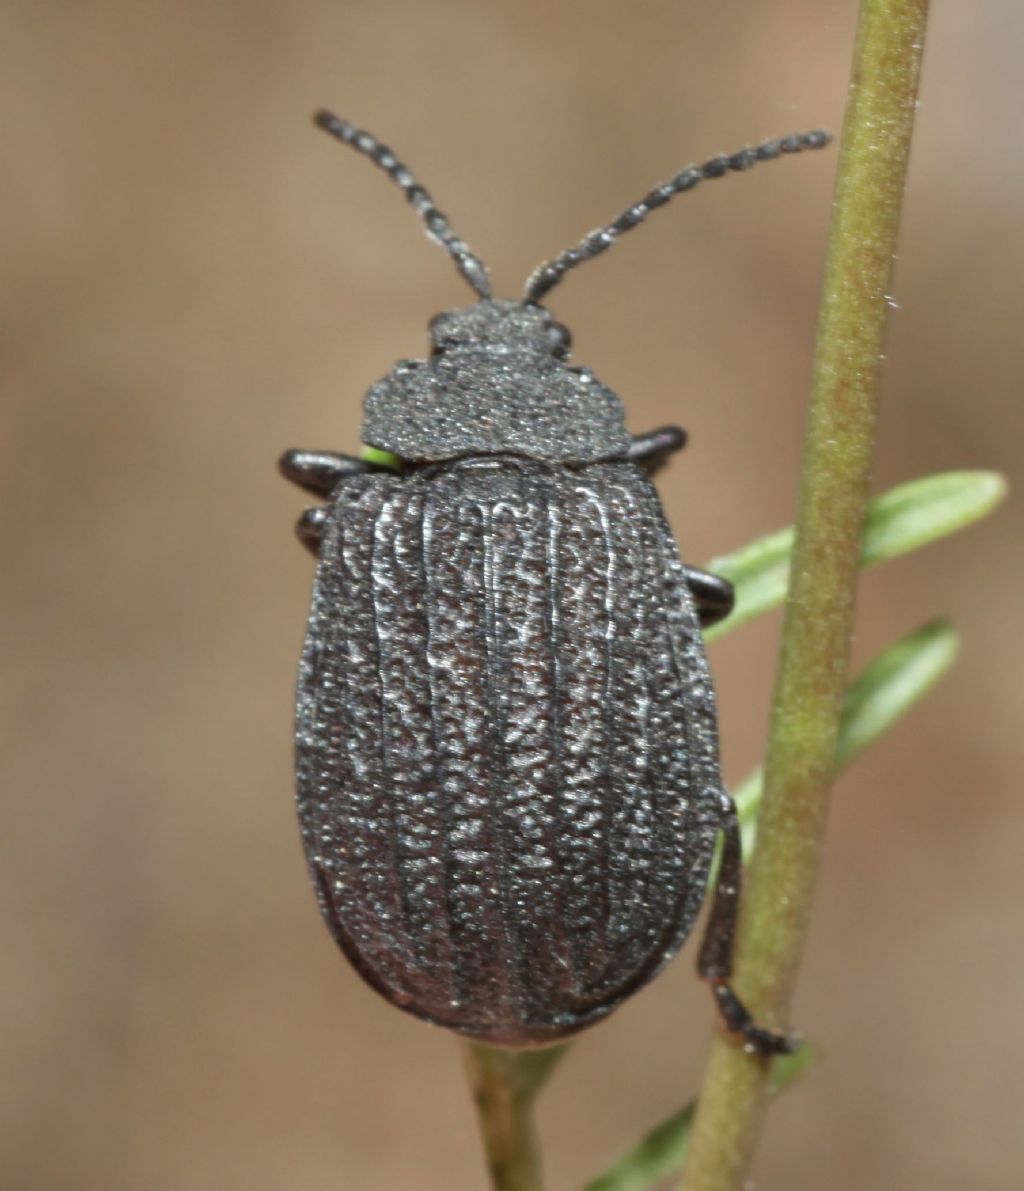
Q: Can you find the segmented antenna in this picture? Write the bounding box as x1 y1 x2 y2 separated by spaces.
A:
524 129 832 303
314 110 492 300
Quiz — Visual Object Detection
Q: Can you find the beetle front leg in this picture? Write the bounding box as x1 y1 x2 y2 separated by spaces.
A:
686 566 734 628
697 789 799 1056
626 425 687 475
279 449 385 497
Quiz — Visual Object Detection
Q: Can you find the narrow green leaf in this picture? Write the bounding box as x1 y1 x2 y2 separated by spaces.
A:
704 471 1006 641
735 620 959 853
360 445 402 470
579 1047 815 1191
837 621 958 764
581 1104 695 1191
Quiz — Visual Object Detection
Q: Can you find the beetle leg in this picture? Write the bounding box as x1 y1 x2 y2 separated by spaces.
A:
697 789 800 1056
279 449 389 497
296 506 328 556
685 566 735 628
625 425 687 475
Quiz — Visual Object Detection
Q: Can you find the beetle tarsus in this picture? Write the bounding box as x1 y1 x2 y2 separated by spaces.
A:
279 449 379 497
685 566 735 628
708 982 798 1056
697 788 800 1056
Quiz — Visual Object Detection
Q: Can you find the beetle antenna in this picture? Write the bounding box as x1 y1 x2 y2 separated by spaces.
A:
314 109 493 300
524 129 832 303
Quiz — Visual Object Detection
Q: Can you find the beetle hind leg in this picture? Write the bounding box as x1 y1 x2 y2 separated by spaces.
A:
697 789 799 1056
686 566 734 628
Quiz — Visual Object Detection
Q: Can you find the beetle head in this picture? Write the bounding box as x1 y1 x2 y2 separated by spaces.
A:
428 302 572 361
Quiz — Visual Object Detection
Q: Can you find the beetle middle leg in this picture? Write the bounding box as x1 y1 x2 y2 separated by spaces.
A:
281 450 402 556
294 506 329 556
697 789 799 1056
685 566 734 628
626 425 687 475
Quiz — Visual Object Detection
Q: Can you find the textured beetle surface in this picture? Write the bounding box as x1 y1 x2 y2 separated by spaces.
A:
282 111 828 1052
298 456 721 1044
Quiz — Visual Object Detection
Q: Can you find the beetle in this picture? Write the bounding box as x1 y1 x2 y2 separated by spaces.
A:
281 110 830 1052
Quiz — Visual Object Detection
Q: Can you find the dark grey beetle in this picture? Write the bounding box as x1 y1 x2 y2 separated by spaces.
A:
281 111 829 1053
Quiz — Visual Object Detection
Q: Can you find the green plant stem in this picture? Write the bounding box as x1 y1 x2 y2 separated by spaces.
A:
680 3 930 1188
464 1043 567 1191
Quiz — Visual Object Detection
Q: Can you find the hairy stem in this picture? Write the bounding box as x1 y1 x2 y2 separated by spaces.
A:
464 1043 567 1191
681 2 930 1187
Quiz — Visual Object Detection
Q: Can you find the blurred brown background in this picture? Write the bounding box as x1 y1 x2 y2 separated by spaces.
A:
2 2 1021 1188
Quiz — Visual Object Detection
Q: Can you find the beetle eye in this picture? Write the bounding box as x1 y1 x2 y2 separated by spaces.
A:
546 322 572 358
428 313 449 352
